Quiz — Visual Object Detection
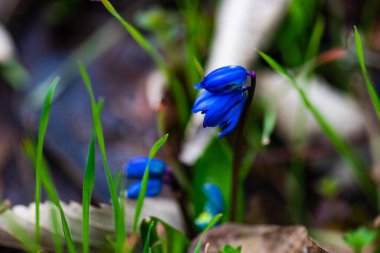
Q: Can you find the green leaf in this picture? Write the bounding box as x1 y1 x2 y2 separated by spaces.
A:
147 216 189 253
259 51 377 205
194 213 223 253
354 26 380 120
79 62 126 251
82 133 96 253
35 77 59 245
344 227 377 252
143 222 155 253
133 134 169 233
219 244 242 253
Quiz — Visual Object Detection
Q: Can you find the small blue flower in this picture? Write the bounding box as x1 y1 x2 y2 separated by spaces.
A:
123 157 168 199
194 66 249 94
195 183 224 230
123 156 166 179
126 179 163 199
193 65 255 138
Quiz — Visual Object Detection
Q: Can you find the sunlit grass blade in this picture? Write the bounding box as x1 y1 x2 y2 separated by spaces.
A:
2 211 40 252
79 62 126 251
51 207 64 253
259 51 377 204
261 106 276 146
82 133 96 253
192 56 204 79
40 158 76 253
133 133 169 233
24 138 77 253
143 221 155 253
35 77 59 245
101 0 189 126
193 213 223 253
354 26 380 120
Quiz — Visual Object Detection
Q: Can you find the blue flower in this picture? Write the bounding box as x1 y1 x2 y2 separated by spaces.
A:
193 65 255 138
194 66 249 94
123 157 168 199
195 183 224 230
123 156 166 179
126 179 162 199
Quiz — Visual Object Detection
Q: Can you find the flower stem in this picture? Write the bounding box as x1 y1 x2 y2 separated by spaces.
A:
230 71 256 221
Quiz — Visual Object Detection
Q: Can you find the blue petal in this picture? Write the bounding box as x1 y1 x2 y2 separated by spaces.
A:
192 90 219 113
199 66 248 94
126 179 163 199
203 183 224 214
203 91 245 127
218 96 246 138
123 157 166 179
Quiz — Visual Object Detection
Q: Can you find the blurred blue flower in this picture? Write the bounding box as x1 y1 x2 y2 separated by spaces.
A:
126 178 162 199
123 156 166 178
194 66 248 94
195 183 224 230
123 157 168 199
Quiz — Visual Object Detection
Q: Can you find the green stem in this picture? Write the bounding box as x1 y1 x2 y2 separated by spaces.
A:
230 71 256 221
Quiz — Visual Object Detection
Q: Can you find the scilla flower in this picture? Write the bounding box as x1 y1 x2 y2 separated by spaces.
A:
123 157 168 199
193 65 255 138
195 183 224 230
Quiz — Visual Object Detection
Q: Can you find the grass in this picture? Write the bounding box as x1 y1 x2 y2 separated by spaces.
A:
34 77 59 245
259 51 377 206
133 133 169 233
354 26 380 120
79 62 126 252
82 133 96 253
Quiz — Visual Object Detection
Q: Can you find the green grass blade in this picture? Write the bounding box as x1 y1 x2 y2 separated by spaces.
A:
79 62 126 251
143 222 155 253
51 207 64 253
133 134 169 233
25 137 76 253
82 133 96 253
193 213 223 253
35 77 59 245
354 26 380 120
192 56 205 79
259 51 377 204
305 16 324 62
100 0 189 126
40 163 76 253
261 106 276 146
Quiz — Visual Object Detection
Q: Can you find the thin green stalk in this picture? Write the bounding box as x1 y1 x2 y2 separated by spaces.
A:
79 62 125 251
35 77 59 245
259 51 377 205
231 72 256 221
82 133 96 253
354 26 380 120
101 0 189 126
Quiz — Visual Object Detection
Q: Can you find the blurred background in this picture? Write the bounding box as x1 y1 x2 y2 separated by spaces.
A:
0 0 380 250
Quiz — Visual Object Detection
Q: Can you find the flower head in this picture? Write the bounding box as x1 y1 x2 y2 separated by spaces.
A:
123 157 168 199
193 65 254 138
194 66 249 94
